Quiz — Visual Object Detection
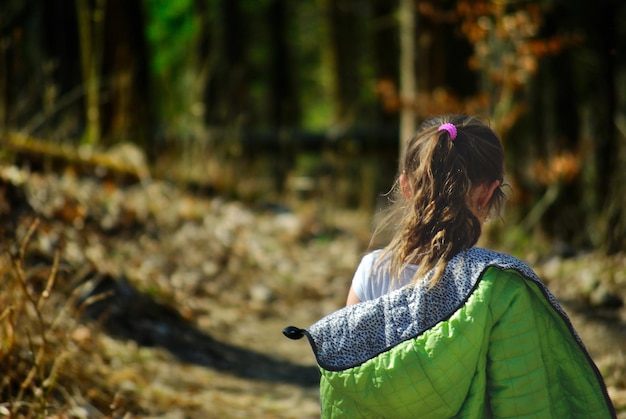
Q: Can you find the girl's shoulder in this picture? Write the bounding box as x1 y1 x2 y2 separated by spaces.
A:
360 249 383 264
453 247 537 280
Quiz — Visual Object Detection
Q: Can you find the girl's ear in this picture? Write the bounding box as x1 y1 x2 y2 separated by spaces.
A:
479 180 500 209
399 173 412 199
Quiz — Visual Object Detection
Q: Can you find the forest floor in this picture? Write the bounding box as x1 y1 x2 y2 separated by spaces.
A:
1 165 625 418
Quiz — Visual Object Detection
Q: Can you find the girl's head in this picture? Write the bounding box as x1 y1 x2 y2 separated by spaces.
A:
375 114 506 286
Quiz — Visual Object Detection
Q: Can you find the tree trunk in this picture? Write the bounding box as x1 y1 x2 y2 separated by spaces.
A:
267 0 299 194
204 0 248 126
268 0 299 128
575 0 623 252
372 0 399 122
75 0 106 146
398 0 416 153
597 0 624 253
102 0 149 147
323 0 361 125
0 25 7 133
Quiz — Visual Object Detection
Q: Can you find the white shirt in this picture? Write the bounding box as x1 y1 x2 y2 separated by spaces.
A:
351 250 417 301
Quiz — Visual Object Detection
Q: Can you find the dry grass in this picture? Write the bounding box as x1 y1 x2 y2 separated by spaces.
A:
0 218 132 417
0 212 326 418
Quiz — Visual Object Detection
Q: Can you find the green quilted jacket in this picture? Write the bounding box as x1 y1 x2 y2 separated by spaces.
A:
285 248 616 418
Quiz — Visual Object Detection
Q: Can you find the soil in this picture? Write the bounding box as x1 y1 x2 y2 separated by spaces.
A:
1 165 625 418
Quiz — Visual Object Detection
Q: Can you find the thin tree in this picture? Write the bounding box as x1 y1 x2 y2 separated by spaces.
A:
398 0 416 154
75 0 106 146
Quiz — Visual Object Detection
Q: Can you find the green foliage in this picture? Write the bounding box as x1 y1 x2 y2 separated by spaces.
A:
143 0 199 77
290 2 332 130
142 0 213 138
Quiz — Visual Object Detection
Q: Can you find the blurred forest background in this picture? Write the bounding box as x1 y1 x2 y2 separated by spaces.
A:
1 0 626 417
1 0 624 251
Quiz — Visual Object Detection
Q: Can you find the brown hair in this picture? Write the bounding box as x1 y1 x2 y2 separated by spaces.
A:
372 114 506 287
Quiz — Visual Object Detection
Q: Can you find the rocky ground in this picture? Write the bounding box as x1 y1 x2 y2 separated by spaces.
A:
1 164 624 418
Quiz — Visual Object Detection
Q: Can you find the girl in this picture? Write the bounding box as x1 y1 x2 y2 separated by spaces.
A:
284 115 616 418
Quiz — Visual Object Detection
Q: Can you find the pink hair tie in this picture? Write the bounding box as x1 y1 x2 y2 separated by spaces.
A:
438 123 457 140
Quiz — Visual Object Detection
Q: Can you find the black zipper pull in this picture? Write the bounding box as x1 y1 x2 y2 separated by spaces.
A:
283 325 305 340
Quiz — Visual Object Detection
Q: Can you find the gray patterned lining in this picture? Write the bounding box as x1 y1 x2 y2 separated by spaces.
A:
305 247 577 371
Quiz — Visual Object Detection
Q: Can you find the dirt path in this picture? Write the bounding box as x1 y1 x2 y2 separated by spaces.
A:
91 251 626 418
3 167 624 417
94 268 626 418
